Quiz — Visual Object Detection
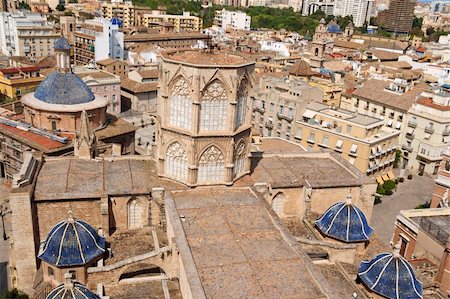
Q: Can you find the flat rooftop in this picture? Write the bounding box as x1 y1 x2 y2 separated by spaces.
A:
253 137 305 155
162 50 252 66
33 157 183 201
171 187 326 298
411 215 450 247
237 152 366 189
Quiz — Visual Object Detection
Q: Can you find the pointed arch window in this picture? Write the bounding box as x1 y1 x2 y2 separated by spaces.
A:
233 140 246 178
235 79 248 129
200 80 228 131
165 142 188 182
198 146 224 184
128 199 142 229
169 77 192 130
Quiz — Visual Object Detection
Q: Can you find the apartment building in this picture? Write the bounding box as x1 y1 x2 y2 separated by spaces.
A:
0 11 59 58
377 0 416 34
124 32 209 50
0 66 43 100
297 102 400 175
252 75 323 141
344 79 425 145
333 0 372 28
402 89 450 176
73 65 122 114
214 9 251 31
141 11 202 32
101 0 152 28
74 18 124 66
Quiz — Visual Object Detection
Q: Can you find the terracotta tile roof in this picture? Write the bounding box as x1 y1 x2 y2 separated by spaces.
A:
353 79 423 111
380 61 412 69
0 122 71 152
96 58 117 66
121 78 158 93
95 115 137 140
137 69 159 79
417 97 450 111
163 50 250 66
0 66 40 74
289 60 315 76
371 49 400 61
334 39 367 51
35 55 57 68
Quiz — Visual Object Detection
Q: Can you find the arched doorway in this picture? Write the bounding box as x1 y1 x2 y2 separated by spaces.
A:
271 193 286 217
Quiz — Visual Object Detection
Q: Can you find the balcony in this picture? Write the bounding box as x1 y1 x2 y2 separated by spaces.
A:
424 126 435 134
407 121 417 128
405 133 414 140
417 144 446 162
443 129 450 136
277 113 293 122
265 122 273 129
253 106 265 114
402 144 413 152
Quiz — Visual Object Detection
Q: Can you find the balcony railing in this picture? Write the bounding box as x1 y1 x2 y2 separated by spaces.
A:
424 126 435 134
402 144 413 152
277 113 293 122
405 133 414 140
407 121 417 128
265 122 273 129
253 106 265 113
443 129 450 136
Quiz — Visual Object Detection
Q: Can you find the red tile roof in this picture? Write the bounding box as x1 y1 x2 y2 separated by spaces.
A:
0 66 40 74
417 97 450 111
0 123 71 151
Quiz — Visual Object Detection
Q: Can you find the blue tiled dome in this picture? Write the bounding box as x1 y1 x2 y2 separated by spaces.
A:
111 17 122 27
358 247 423 299
54 37 71 51
34 72 95 105
327 22 341 33
315 196 374 242
46 282 98 299
38 214 105 267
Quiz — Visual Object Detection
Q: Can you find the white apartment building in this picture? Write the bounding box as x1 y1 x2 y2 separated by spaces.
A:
333 0 373 27
74 18 124 65
402 89 450 176
259 40 290 57
301 0 334 16
0 11 59 58
214 9 251 31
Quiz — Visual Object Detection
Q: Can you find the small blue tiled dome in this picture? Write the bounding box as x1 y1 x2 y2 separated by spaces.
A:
315 195 374 242
34 72 95 105
327 22 341 33
38 213 105 267
111 17 122 27
54 37 71 51
358 246 423 299
46 282 99 299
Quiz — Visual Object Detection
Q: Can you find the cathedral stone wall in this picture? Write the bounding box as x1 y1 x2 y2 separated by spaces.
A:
157 50 255 186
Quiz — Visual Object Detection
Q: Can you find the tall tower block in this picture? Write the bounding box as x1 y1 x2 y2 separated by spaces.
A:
157 50 255 186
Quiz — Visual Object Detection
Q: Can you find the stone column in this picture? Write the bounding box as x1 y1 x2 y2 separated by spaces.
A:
151 188 165 228
100 197 110 237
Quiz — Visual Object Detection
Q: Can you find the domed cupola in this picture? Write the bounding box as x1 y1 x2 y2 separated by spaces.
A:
38 211 105 267
327 19 341 33
111 17 122 27
46 280 98 299
33 36 95 105
315 195 374 242
358 243 423 299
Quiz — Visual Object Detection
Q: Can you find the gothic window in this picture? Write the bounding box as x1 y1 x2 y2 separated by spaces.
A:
271 193 286 217
198 146 224 184
128 199 142 229
233 140 246 178
169 77 192 130
200 80 228 131
235 79 248 129
165 142 188 182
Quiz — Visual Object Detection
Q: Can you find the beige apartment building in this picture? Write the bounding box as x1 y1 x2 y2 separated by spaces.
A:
252 75 323 142
342 79 426 144
101 1 152 28
141 11 202 32
297 102 400 175
402 89 450 176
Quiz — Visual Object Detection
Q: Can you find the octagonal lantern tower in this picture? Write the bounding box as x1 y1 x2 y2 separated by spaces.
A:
157 49 255 186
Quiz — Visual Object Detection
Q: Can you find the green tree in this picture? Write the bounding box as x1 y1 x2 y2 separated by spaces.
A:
410 27 424 37
412 17 423 29
426 27 435 36
18 1 30 9
56 3 65 11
